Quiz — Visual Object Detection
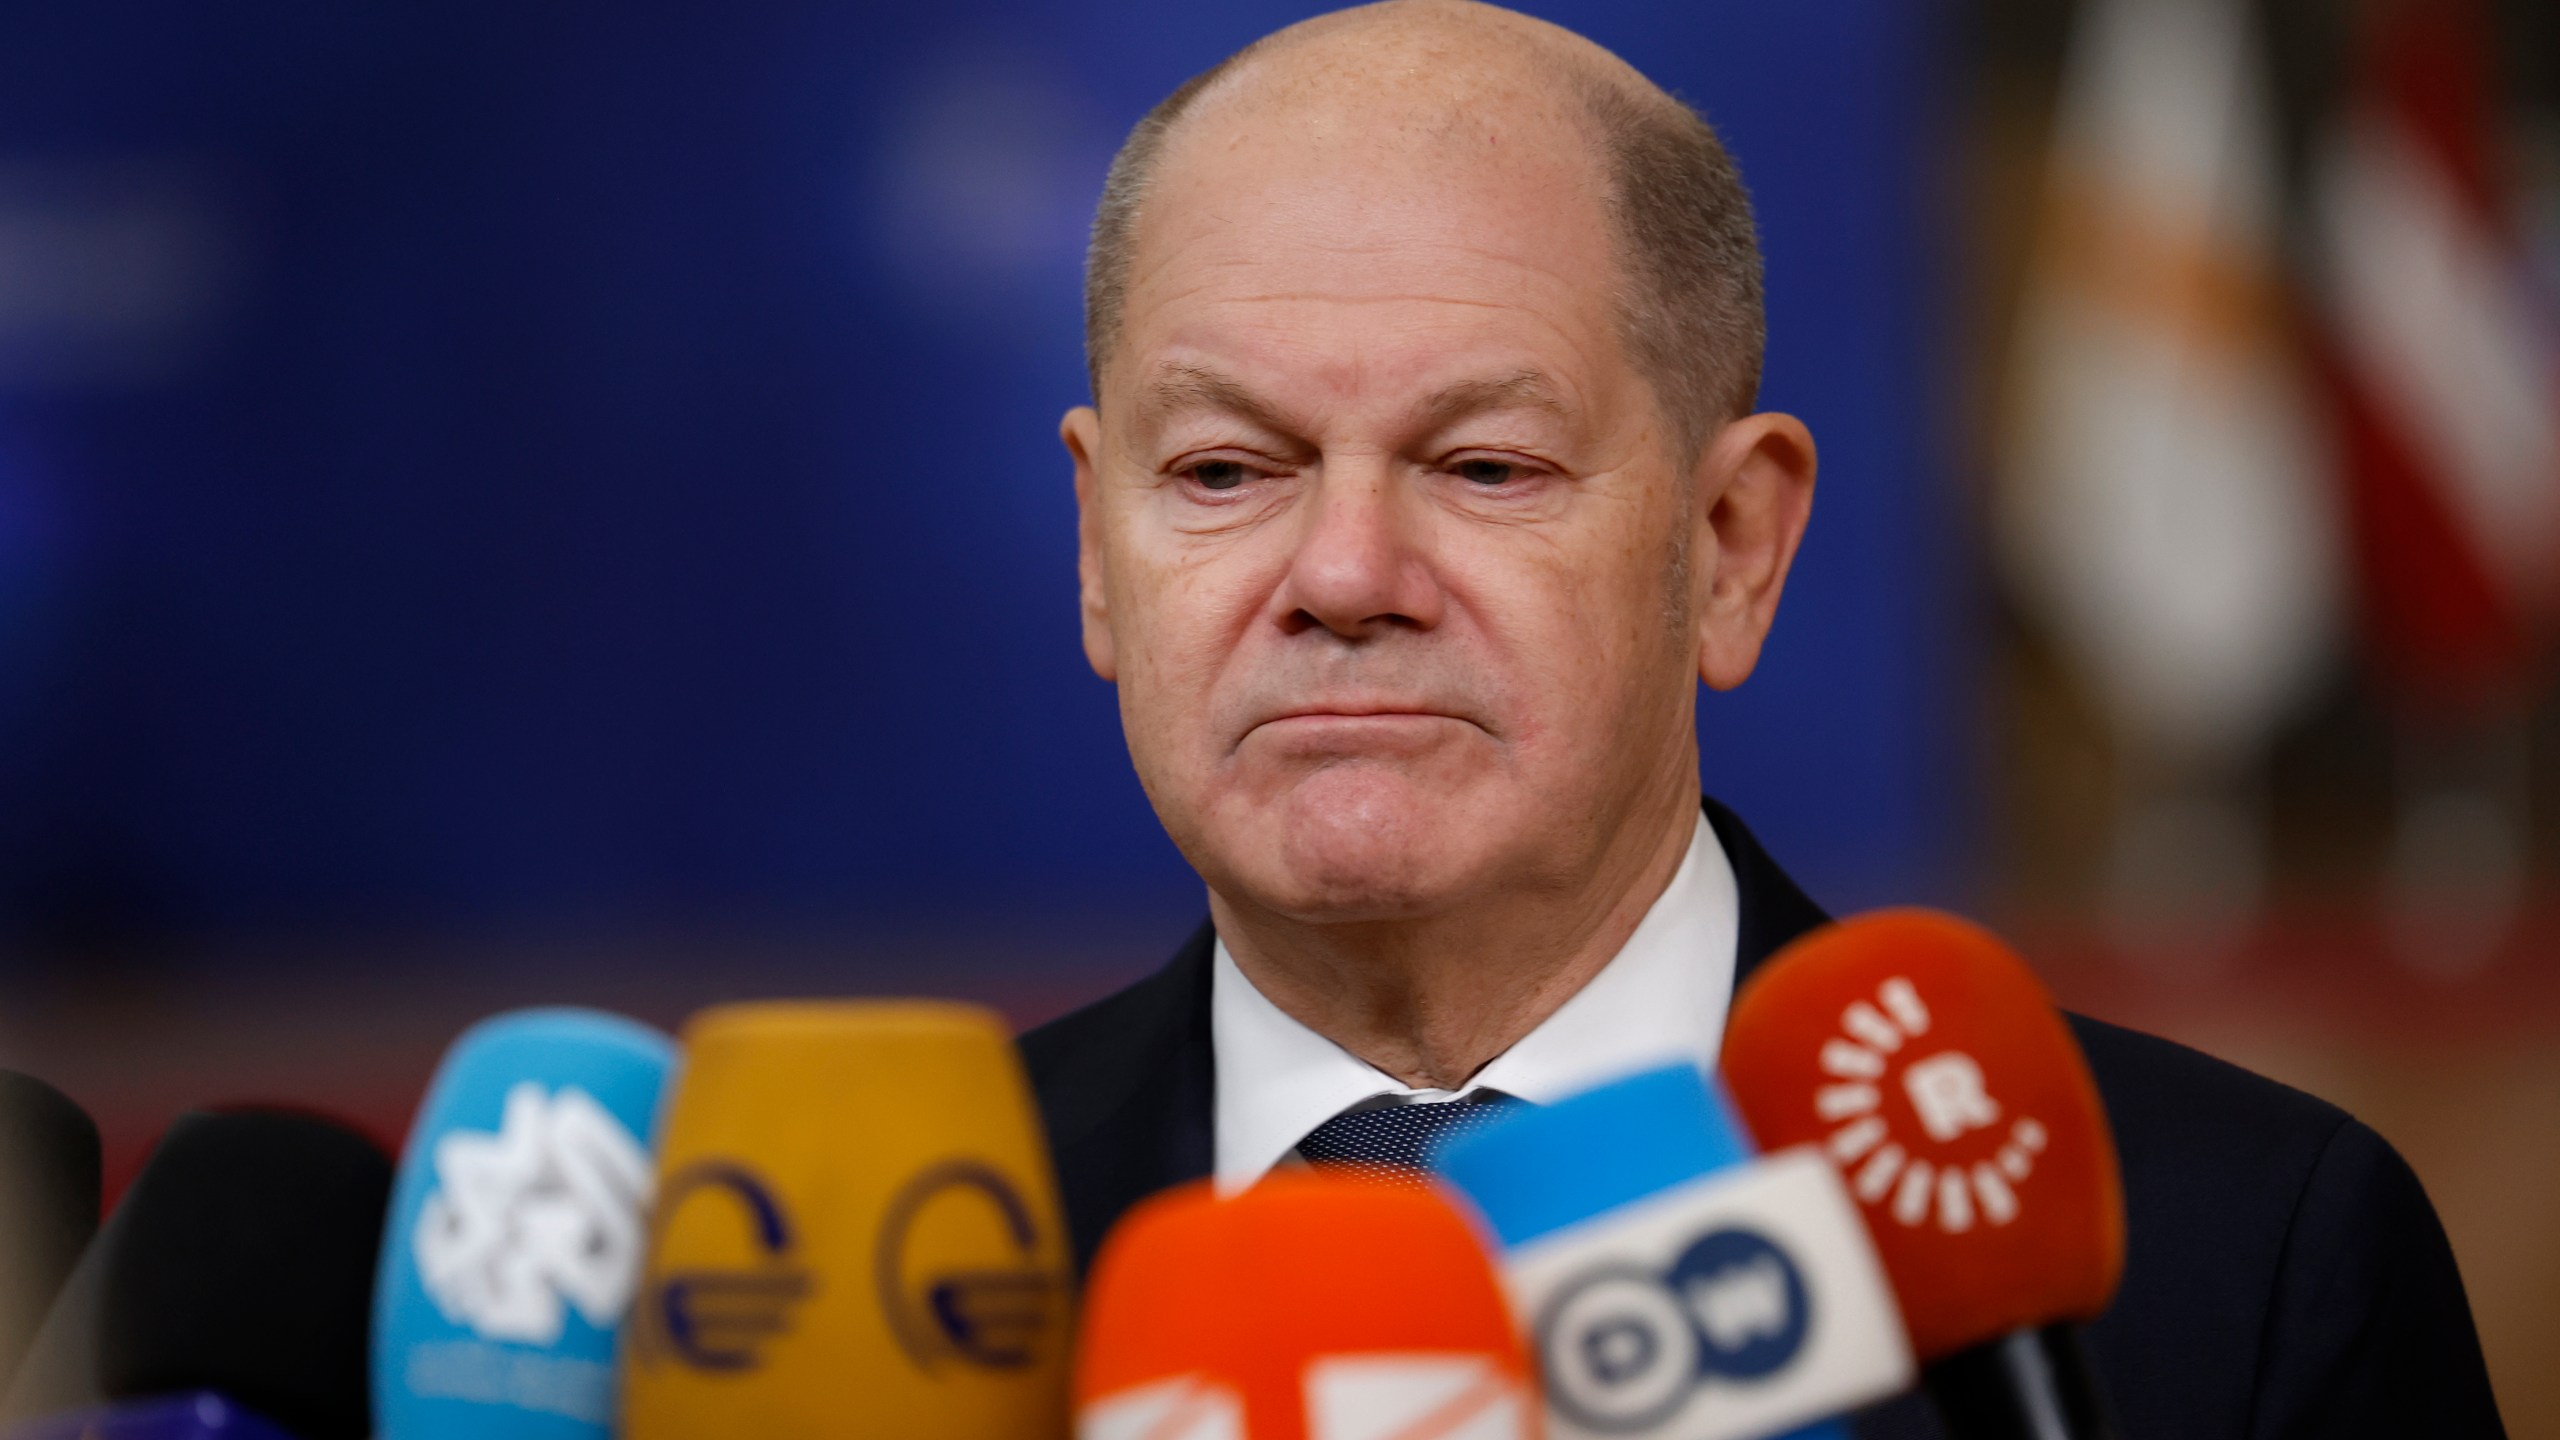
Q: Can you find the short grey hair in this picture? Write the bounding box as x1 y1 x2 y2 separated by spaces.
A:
1081 49 1765 461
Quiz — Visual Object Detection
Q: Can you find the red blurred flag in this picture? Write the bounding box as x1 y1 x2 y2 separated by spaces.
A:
2309 0 2560 720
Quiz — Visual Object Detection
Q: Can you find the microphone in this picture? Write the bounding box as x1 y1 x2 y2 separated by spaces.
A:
0 1108 394 1440
0 1072 100 1396
1432 1065 1912 1440
1074 1170 1535 1440
1719 909 2125 1440
621 1000 1073 1439
373 1008 676 1440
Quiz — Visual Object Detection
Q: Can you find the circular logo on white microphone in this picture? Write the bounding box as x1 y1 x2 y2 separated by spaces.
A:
1535 1228 1811 1433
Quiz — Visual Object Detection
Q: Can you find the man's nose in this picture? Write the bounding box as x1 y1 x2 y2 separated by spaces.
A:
1272 461 1445 640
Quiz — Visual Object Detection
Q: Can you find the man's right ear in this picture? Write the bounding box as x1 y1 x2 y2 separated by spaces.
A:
1061 406 1117 682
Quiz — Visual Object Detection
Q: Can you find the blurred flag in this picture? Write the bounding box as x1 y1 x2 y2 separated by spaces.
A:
2306 0 2560 974
1996 0 2338 944
2308 0 2560 719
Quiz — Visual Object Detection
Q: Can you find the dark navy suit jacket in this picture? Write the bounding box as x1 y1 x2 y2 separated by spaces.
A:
1021 798 2505 1438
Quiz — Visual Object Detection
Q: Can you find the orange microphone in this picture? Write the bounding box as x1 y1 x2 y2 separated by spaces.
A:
1720 909 2124 1440
1075 1171 1537 1440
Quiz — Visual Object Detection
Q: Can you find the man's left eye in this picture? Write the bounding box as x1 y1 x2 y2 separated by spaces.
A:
1453 458 1520 486
1187 460 1253 490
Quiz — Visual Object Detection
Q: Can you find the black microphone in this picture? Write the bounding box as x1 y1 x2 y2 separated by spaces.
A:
0 1109 393 1440
0 1073 100 1395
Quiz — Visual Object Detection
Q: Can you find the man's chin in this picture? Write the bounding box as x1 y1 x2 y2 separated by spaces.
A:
1207 767 1518 923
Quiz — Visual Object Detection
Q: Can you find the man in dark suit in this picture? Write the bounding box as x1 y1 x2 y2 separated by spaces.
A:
1025 2 2504 1434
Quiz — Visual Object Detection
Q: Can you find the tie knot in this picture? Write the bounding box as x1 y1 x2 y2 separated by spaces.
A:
1295 1094 1523 1187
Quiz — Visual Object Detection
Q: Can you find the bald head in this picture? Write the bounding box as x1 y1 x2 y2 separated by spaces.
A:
1082 0 1763 460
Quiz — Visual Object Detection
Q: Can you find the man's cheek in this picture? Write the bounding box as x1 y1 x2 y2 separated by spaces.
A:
1119 630 1225 779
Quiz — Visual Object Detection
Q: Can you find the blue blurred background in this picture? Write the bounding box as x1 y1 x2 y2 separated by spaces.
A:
0 1 1948 960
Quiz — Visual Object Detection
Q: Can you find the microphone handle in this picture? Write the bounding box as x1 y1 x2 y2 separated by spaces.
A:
1920 1324 2118 1440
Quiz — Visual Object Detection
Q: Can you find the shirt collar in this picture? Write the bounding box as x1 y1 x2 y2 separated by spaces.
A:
1209 811 1739 1191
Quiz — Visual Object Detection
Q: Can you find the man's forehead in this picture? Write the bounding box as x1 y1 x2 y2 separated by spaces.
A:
1149 41 1604 217
1089 2 1680 434
1139 95 1607 248
1112 99 1623 408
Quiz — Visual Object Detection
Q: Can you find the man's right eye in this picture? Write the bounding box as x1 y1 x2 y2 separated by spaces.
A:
1186 460 1252 491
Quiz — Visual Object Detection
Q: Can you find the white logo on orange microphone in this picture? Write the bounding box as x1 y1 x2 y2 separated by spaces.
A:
1078 1374 1246 1440
1306 1355 1529 1440
415 1082 654 1343
1080 1358 1527 1440
1809 977 2050 1234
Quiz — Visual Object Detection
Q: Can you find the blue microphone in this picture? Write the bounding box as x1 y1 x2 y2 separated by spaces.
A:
1432 1064 1912 1440
5 1393 296 1440
372 1009 675 1440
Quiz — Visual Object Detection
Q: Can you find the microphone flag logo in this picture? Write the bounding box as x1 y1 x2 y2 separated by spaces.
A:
414 1081 653 1345
1811 976 2052 1233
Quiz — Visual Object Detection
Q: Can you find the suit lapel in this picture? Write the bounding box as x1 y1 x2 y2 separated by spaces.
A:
1704 793 1833 987
1036 921 1217 1272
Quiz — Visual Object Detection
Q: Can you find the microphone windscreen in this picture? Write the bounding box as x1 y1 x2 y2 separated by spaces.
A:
4 1391 295 1440
0 1109 393 1440
0 1072 100 1395
1074 1171 1534 1440
621 1001 1072 1440
1433 1067 1908 1440
373 1008 676 1440
1719 909 2125 1363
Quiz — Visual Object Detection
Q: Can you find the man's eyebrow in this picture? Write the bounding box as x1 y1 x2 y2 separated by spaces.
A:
1132 363 1296 435
1415 370 1573 430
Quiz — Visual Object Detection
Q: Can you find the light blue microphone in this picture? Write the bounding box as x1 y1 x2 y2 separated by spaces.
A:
1432 1065 1912 1440
372 1008 676 1440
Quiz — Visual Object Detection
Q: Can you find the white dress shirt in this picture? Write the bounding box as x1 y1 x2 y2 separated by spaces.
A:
1210 811 1739 1190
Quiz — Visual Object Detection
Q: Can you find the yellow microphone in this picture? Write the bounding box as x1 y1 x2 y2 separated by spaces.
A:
620 1001 1072 1439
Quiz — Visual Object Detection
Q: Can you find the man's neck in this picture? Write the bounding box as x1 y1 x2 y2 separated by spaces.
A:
1207 787 1702 1091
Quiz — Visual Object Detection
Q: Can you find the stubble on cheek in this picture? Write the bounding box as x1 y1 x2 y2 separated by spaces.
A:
1110 546 1276 877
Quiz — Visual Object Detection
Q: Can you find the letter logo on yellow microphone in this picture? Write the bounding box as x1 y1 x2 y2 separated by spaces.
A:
622 1001 1072 1439
875 1159 1061 1372
635 1160 814 1372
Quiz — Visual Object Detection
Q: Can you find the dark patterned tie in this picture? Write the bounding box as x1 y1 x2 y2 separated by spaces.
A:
1294 1093 1524 1187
